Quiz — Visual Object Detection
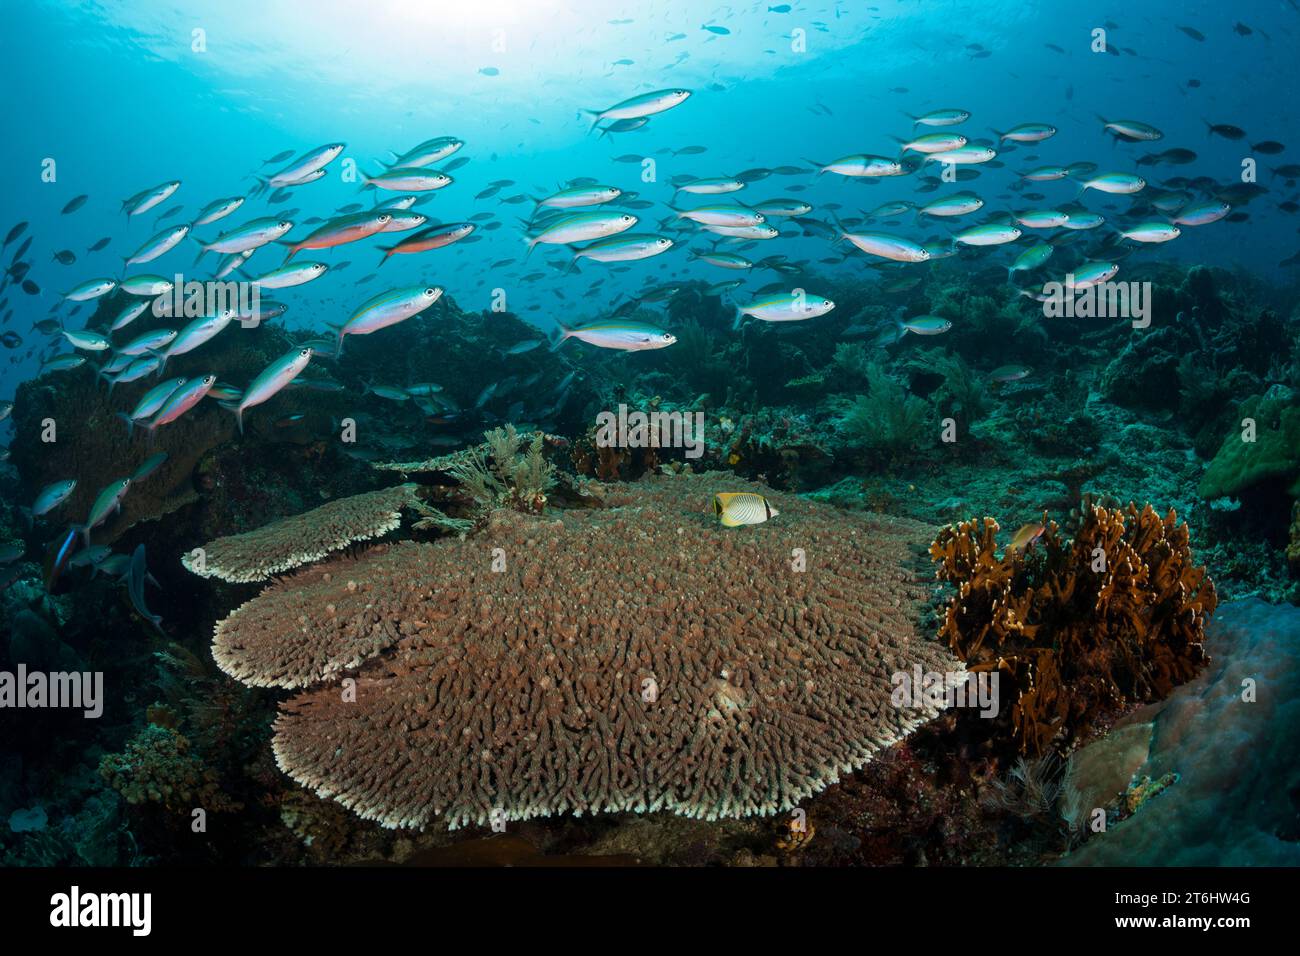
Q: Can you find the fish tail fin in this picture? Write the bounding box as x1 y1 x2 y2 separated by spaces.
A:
731 305 745 331
548 323 572 351
249 175 269 198
217 400 244 435
801 157 826 176
377 248 392 268
900 110 917 123
565 251 581 276
116 412 135 439
582 110 602 134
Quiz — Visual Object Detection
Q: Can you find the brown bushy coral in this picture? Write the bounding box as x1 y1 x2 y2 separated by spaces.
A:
930 504 1216 755
99 724 242 813
215 473 960 829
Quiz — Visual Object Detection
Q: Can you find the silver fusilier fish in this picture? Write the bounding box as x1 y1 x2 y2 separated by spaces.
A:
336 287 443 356
79 478 132 546
583 89 691 133
223 349 313 433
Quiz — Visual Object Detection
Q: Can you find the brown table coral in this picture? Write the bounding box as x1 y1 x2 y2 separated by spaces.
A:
212 473 961 830
183 483 423 583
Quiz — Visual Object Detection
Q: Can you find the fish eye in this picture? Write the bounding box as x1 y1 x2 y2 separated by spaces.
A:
425 287 436 296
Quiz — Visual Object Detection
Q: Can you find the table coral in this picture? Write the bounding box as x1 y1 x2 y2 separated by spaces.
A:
182 483 422 583
213 473 961 830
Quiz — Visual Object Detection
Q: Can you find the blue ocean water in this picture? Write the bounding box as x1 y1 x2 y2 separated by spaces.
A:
2 1 1300 876
2 0 1298 394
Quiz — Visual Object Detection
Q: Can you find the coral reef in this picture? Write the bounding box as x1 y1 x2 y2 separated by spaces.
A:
182 483 422 583
1198 386 1300 499
214 473 960 829
1289 501 1300 577
99 724 241 813
833 360 931 457
447 425 557 515
930 502 1217 754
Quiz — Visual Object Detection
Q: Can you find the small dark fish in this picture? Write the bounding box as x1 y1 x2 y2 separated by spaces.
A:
268 188 293 203
44 527 79 593
1178 25 1206 42
1206 122 1246 140
735 168 772 183
153 204 183 222
130 452 168 482
1234 22 1252 36
613 154 644 163
475 186 502 200
21 279 39 295
336 202 363 214
479 67 500 76
702 25 730 35
88 237 111 252
52 249 77 265
1 331 21 348
3 222 27 246
262 149 295 166
128 544 164 634
674 145 708 155
61 194 89 215
1252 141 1285 155
444 157 470 172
